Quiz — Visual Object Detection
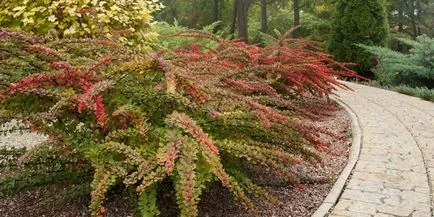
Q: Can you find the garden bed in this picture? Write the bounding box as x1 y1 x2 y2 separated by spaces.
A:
0 101 351 217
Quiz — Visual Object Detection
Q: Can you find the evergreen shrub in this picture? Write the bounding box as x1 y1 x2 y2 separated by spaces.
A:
359 35 434 88
327 0 389 74
391 85 434 102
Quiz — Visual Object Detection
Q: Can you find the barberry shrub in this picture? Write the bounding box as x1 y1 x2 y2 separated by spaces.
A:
0 0 163 49
0 29 358 217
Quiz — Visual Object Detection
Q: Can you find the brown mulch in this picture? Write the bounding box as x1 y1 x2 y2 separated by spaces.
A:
0 105 351 217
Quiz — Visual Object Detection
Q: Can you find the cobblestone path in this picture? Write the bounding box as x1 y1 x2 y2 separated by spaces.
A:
330 82 434 217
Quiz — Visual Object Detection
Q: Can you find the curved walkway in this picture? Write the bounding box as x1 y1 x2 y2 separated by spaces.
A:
329 82 434 217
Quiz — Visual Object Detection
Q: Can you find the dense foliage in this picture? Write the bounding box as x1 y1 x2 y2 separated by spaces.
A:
0 0 163 49
391 85 434 102
388 0 434 38
155 0 338 43
327 0 389 74
360 35 434 88
154 0 434 64
0 29 358 216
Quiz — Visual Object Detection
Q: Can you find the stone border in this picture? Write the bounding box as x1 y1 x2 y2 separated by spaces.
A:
311 98 362 217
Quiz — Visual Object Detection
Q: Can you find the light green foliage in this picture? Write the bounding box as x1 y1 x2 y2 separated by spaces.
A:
0 0 163 48
174 136 199 217
327 0 389 73
138 183 160 217
359 35 434 88
156 0 218 28
151 21 221 50
297 13 331 42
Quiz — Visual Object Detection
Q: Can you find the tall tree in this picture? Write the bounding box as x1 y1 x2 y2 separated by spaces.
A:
388 0 434 37
398 0 405 32
293 0 300 27
327 0 389 75
230 0 238 35
419 1 434 36
260 0 268 33
236 0 251 42
408 0 419 37
213 0 220 22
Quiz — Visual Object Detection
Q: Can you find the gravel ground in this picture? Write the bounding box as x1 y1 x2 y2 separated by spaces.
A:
0 105 351 217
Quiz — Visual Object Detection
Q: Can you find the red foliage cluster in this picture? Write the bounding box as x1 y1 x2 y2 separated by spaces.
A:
0 29 43 44
160 139 181 174
0 50 111 129
29 44 59 57
154 31 362 152
0 29 359 153
169 32 361 98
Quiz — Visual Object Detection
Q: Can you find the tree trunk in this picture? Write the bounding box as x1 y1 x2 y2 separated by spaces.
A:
415 0 422 36
410 0 418 38
237 0 250 42
213 0 220 22
260 0 267 33
230 0 238 35
212 0 221 32
398 0 404 32
293 0 300 27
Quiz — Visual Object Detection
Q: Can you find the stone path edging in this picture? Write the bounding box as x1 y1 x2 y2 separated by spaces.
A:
312 98 363 217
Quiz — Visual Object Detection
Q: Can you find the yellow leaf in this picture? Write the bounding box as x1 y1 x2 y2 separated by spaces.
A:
12 6 26 12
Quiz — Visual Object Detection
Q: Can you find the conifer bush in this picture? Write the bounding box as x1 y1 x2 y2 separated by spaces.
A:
0 29 358 216
391 85 434 102
0 0 164 49
327 0 389 74
359 35 434 88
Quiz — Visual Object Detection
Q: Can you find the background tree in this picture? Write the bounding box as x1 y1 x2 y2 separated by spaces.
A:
156 0 220 28
260 0 268 33
419 1 434 36
155 0 340 43
387 0 434 38
237 0 252 41
327 0 390 76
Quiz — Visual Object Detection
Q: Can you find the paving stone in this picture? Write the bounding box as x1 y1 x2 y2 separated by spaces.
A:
347 179 384 193
373 213 395 217
376 204 414 216
381 188 401 196
334 199 353 211
341 190 385 204
331 209 353 216
346 201 377 215
382 195 400 206
327 82 433 217
401 190 430 203
412 210 431 217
